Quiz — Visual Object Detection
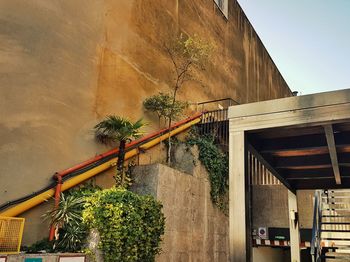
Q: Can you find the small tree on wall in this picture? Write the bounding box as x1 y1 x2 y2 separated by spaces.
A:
143 92 188 127
94 116 144 186
164 34 213 163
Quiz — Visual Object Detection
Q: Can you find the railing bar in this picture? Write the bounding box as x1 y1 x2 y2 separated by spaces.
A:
261 162 265 185
251 152 254 185
197 97 239 106
255 157 258 185
252 153 255 185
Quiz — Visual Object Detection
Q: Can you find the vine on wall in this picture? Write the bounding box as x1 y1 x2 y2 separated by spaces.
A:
187 133 229 213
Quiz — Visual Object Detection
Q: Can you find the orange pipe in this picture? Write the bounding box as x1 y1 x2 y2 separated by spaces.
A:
49 174 62 241
48 113 202 240
55 112 202 178
0 117 201 218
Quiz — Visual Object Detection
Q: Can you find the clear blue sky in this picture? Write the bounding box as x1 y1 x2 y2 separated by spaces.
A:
238 0 350 95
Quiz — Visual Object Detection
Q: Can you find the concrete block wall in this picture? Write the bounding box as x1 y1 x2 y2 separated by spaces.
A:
252 185 315 231
252 185 289 229
131 163 229 262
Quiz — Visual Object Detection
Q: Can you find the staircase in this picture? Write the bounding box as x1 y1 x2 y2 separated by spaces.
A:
311 190 350 262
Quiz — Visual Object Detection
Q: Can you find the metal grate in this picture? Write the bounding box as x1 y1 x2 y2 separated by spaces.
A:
0 217 25 254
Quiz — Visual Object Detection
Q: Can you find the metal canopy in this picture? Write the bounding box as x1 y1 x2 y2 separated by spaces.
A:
228 88 350 261
229 88 350 191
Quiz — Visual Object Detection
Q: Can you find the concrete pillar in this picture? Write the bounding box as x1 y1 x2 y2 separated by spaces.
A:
288 190 301 262
229 131 250 261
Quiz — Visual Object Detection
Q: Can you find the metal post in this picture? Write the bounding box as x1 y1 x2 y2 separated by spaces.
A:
288 190 301 262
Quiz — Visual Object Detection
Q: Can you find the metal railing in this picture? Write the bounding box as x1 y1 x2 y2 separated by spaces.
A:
197 98 282 185
198 109 229 151
0 216 25 254
196 97 239 112
311 190 323 262
195 98 239 152
248 151 281 185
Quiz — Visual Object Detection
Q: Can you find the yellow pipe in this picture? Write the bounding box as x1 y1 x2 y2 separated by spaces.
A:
0 118 200 217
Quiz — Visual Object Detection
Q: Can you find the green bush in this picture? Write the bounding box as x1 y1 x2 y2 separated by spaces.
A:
83 187 165 262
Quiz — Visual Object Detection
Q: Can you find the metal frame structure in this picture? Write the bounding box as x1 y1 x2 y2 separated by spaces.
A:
228 89 350 262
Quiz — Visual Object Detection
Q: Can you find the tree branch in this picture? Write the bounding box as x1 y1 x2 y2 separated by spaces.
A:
165 45 179 76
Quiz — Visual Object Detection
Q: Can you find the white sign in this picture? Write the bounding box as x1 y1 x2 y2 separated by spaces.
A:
59 257 85 262
258 227 268 239
0 257 7 262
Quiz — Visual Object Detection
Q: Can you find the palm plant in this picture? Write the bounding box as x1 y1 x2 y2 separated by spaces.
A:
94 116 144 185
44 194 87 251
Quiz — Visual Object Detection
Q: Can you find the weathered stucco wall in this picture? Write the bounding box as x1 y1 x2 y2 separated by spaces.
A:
0 0 290 244
132 163 229 262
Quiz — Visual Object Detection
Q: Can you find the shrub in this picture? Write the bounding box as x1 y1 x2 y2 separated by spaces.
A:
44 184 100 252
83 187 165 262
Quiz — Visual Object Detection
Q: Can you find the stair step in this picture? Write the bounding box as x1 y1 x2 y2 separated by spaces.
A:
322 240 350 247
326 258 349 262
321 232 350 240
323 195 350 198
323 203 350 208
326 190 350 193
324 252 350 260
335 249 350 254
322 227 350 232
323 206 350 211
323 215 350 217
325 194 350 198
326 247 350 252
322 216 350 223
323 222 350 225
322 229 350 233
322 210 350 216
322 198 350 203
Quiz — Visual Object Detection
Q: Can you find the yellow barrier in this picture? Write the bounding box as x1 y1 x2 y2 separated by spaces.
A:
0 216 25 254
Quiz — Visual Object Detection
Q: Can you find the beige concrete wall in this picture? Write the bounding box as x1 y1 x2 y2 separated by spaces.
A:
297 190 315 229
252 185 289 229
252 185 315 232
132 163 229 262
0 0 290 244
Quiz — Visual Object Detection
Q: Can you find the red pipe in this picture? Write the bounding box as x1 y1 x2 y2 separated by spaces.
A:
56 112 202 178
49 174 62 241
49 112 202 240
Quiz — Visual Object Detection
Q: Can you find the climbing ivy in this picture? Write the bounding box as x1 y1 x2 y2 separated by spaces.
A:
187 133 229 213
83 187 165 262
